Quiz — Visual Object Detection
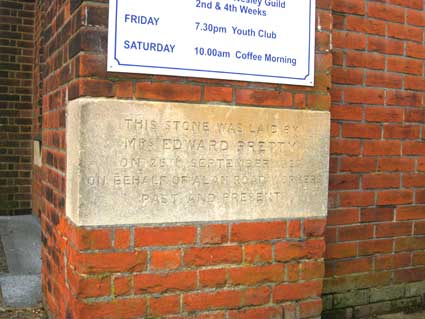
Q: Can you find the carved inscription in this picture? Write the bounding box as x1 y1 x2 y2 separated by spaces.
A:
66 99 330 226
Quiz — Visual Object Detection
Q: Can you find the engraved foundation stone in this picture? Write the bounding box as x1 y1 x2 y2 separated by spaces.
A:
66 98 330 226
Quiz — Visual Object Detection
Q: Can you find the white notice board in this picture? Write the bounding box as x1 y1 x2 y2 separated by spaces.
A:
107 0 316 86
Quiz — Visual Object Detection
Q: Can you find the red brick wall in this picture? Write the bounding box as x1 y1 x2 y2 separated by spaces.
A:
38 0 332 318
0 0 34 215
32 0 45 219
25 0 425 317
324 0 425 317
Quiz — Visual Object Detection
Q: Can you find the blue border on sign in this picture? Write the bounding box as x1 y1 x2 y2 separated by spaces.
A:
113 0 313 81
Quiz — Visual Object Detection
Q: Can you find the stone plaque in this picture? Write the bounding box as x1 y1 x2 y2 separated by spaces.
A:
66 98 330 226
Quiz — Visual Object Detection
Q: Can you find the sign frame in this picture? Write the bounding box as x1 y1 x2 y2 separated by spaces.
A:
107 0 316 86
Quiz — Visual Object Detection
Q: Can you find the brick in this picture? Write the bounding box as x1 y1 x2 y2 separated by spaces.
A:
333 32 366 50
387 58 422 75
335 257 372 276
328 208 359 225
324 272 391 294
368 3 405 23
184 246 242 266
135 82 201 102
354 301 392 318
363 174 400 189
364 141 401 156
236 89 292 107
288 220 301 238
346 17 385 36
76 54 107 77
231 221 285 242
326 242 357 259
387 90 422 107
339 224 374 241
346 51 385 69
304 219 326 237
114 276 132 296
273 281 322 302
413 252 425 265
416 190 425 204
333 290 369 308
116 81 133 98
407 42 425 59
377 190 413 205
135 226 197 247
375 253 411 270
415 222 425 235
403 174 425 188
340 191 375 207
371 285 405 303
190 312 227 319
67 266 111 298
359 239 393 256
228 306 282 319
114 228 131 250
378 158 415 172
301 260 324 280
184 290 244 311
419 159 425 172
149 295 180 317
204 86 232 103
405 110 425 123
345 87 384 105
397 206 425 221
282 303 297 319
69 78 114 99
376 222 413 238
405 75 425 91
331 139 361 155
77 298 147 319
229 264 283 286
405 281 425 297
395 267 425 283
244 243 272 264
150 249 181 270
342 123 381 139
199 268 227 288
365 107 403 123
242 286 271 307
286 263 300 282
384 125 420 139
329 174 359 190
275 239 325 262
333 0 365 14
134 271 196 294
332 68 363 85
366 70 402 88
69 250 147 274
395 237 425 251
340 158 376 173
403 142 425 155
361 207 394 223
331 105 363 121
201 224 228 244
69 228 112 250
393 0 423 9
299 299 323 318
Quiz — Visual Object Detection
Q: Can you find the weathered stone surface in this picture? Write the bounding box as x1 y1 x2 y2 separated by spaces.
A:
334 290 369 309
405 281 425 297
390 297 422 312
370 286 405 303
354 301 392 318
66 98 330 226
